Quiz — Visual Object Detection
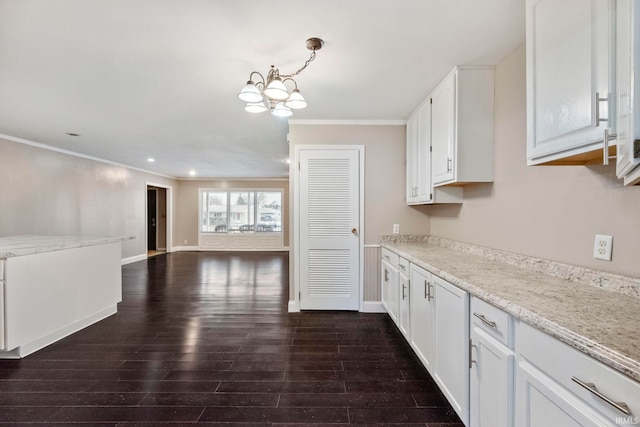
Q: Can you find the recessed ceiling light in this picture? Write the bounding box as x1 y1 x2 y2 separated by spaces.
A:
189 170 196 176
147 158 155 162
66 133 80 137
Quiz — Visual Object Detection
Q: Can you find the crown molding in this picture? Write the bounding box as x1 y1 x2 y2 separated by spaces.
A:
287 119 406 126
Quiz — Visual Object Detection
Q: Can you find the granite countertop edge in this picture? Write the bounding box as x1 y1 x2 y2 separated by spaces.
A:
0 235 135 258
381 241 640 383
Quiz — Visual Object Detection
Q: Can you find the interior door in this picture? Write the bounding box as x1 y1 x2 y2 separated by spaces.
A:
147 188 157 251
298 148 361 311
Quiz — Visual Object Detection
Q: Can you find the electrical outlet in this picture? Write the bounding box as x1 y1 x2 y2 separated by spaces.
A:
593 234 613 261
393 224 400 234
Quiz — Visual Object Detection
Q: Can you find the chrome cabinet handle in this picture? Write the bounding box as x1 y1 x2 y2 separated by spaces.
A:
571 377 631 415
424 280 428 299
384 255 390 261
447 157 452 173
426 282 433 301
604 129 610 166
399 264 406 271
601 129 618 166
469 339 476 367
473 312 497 329
595 92 611 126
402 284 406 300
384 269 388 282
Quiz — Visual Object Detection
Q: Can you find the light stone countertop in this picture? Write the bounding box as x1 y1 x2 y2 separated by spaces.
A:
381 240 640 383
0 235 134 258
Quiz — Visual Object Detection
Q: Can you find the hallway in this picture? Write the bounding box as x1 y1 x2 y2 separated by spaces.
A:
0 251 462 425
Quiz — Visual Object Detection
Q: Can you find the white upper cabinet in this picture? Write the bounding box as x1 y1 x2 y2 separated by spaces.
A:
526 0 615 165
406 97 463 205
406 102 432 204
406 65 492 204
616 0 640 185
431 66 495 186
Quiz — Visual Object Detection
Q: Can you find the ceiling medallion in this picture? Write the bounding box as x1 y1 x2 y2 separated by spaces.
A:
237 38 324 118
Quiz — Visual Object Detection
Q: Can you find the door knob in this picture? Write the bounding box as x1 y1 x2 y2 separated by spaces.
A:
351 228 358 235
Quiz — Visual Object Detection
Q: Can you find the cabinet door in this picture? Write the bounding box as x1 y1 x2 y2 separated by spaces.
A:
406 103 433 204
526 0 614 165
406 111 419 204
415 102 433 202
470 327 514 427
516 361 611 426
409 265 434 372
398 270 410 338
433 275 469 424
431 72 456 185
616 0 640 183
381 260 398 323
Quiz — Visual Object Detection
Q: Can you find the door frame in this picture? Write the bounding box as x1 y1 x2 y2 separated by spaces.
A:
145 182 173 256
291 144 365 312
147 188 158 251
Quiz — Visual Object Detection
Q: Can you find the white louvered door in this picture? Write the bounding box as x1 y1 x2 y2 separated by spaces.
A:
299 148 361 310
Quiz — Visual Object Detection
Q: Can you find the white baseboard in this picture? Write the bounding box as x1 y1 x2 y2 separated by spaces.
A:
288 300 300 313
121 254 147 265
1 305 117 358
172 246 199 252
362 301 386 313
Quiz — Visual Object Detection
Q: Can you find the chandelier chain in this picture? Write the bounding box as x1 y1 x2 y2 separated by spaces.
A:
281 50 317 79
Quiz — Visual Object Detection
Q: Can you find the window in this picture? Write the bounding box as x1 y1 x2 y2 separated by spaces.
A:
200 189 282 233
201 191 228 232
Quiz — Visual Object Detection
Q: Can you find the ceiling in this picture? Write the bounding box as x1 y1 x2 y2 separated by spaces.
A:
0 0 525 179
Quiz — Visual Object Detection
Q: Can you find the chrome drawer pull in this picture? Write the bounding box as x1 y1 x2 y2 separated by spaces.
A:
473 312 497 329
571 377 631 415
399 264 406 271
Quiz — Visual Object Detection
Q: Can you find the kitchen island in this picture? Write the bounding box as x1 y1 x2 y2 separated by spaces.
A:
0 235 131 358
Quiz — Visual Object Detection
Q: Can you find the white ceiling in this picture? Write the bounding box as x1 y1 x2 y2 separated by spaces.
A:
0 0 525 179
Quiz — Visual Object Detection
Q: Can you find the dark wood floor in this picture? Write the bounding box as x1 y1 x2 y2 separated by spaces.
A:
0 251 463 426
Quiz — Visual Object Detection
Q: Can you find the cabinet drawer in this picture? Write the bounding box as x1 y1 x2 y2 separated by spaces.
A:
519 322 640 419
381 248 399 268
470 297 513 348
398 257 410 275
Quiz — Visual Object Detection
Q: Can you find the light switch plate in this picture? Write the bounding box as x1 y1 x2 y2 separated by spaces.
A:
593 234 613 261
393 224 400 234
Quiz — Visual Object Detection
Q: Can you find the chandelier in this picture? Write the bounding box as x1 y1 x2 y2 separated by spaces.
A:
237 38 324 118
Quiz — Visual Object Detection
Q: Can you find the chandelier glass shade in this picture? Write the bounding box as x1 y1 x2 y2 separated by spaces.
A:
238 38 323 117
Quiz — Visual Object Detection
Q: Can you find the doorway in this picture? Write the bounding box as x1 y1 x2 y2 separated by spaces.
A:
146 185 168 257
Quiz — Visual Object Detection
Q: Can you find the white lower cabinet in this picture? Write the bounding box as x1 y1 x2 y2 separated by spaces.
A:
517 360 612 426
409 263 435 372
397 258 410 338
382 249 640 427
469 297 515 427
432 275 470 425
517 322 640 426
407 264 469 425
381 259 398 324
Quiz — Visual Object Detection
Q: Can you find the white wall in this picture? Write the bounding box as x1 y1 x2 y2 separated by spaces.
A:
429 44 640 278
0 137 177 259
